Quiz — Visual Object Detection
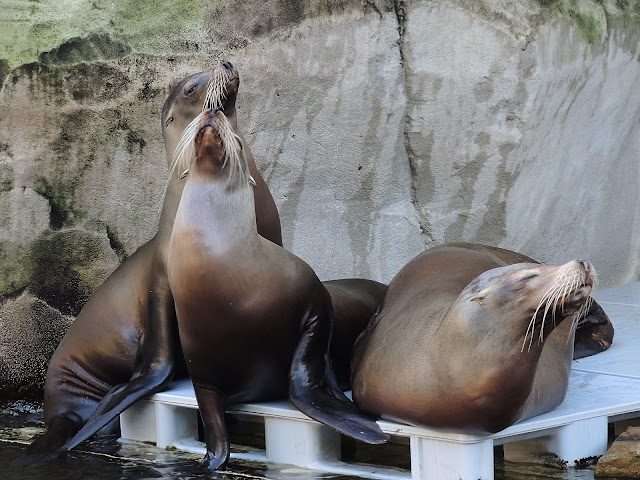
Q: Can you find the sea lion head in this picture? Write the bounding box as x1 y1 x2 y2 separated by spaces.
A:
457 260 596 350
171 109 250 190
162 61 240 167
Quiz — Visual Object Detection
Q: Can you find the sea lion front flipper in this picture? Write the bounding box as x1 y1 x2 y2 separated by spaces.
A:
573 299 614 359
289 287 389 445
192 384 230 471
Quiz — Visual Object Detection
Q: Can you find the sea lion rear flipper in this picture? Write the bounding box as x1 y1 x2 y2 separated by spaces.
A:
573 299 614 359
61 283 176 452
15 414 83 465
192 384 230 470
289 287 389 445
61 364 173 451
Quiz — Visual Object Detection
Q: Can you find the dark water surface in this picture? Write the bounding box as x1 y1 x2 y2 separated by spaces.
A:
1 401 599 480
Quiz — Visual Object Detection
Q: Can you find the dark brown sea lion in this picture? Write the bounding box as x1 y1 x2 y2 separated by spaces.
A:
324 279 388 389
28 61 282 456
29 63 387 458
351 243 608 433
166 109 388 470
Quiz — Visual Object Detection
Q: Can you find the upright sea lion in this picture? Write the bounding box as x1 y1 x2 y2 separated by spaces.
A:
28 62 282 456
166 109 388 469
351 243 606 433
30 63 387 458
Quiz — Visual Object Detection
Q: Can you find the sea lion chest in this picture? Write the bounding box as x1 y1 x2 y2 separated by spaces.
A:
167 193 306 402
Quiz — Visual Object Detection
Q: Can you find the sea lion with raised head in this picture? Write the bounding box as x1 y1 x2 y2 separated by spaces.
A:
351 243 608 433
166 109 388 469
28 61 282 457
30 63 388 459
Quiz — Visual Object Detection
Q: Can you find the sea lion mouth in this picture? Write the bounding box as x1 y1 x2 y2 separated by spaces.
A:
522 260 596 351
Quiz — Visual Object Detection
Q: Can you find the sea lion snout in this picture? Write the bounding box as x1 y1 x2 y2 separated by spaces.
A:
561 259 595 289
197 108 223 131
195 123 223 159
522 259 596 341
565 260 595 304
189 110 246 186
211 61 240 96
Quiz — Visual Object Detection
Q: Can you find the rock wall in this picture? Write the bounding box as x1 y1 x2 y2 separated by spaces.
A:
0 0 639 398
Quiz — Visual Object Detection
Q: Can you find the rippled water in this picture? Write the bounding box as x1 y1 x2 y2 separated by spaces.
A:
1 401 599 480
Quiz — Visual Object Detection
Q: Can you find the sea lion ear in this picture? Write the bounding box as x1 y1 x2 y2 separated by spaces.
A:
234 134 243 150
466 278 486 303
248 175 257 187
469 293 485 304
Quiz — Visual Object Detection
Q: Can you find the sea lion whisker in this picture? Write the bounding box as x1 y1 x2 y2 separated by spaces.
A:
567 314 581 346
539 294 558 344
522 316 537 352
528 277 570 347
170 114 202 178
524 289 553 351
203 68 230 112
217 114 247 188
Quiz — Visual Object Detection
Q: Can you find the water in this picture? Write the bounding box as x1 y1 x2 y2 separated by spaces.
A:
0 401 599 480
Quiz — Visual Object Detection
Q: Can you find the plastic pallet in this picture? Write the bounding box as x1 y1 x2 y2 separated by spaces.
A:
119 283 640 480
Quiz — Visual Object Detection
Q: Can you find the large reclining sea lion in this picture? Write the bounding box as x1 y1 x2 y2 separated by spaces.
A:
351 243 611 433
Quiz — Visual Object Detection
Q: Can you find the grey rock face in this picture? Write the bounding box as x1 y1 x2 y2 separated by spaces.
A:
236 10 425 282
0 0 639 398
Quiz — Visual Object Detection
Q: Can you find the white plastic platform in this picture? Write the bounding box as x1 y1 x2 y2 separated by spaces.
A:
120 283 640 480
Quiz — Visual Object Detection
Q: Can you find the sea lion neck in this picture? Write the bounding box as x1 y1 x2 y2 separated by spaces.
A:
176 180 257 254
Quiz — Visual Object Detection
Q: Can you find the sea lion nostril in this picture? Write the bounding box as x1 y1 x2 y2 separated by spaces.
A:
579 260 590 272
222 61 233 70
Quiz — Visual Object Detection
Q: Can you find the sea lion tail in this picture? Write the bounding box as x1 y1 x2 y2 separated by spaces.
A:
289 291 389 445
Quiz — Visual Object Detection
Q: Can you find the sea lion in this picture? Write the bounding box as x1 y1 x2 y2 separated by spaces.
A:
28 61 282 456
324 279 388 389
166 109 388 469
351 243 605 433
30 63 387 458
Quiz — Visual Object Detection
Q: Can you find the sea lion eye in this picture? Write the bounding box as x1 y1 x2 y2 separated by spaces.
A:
184 81 198 96
519 273 538 283
165 116 173 127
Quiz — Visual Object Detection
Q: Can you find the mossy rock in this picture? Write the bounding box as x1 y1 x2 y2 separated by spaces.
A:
38 32 131 65
0 292 73 401
25 229 119 316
